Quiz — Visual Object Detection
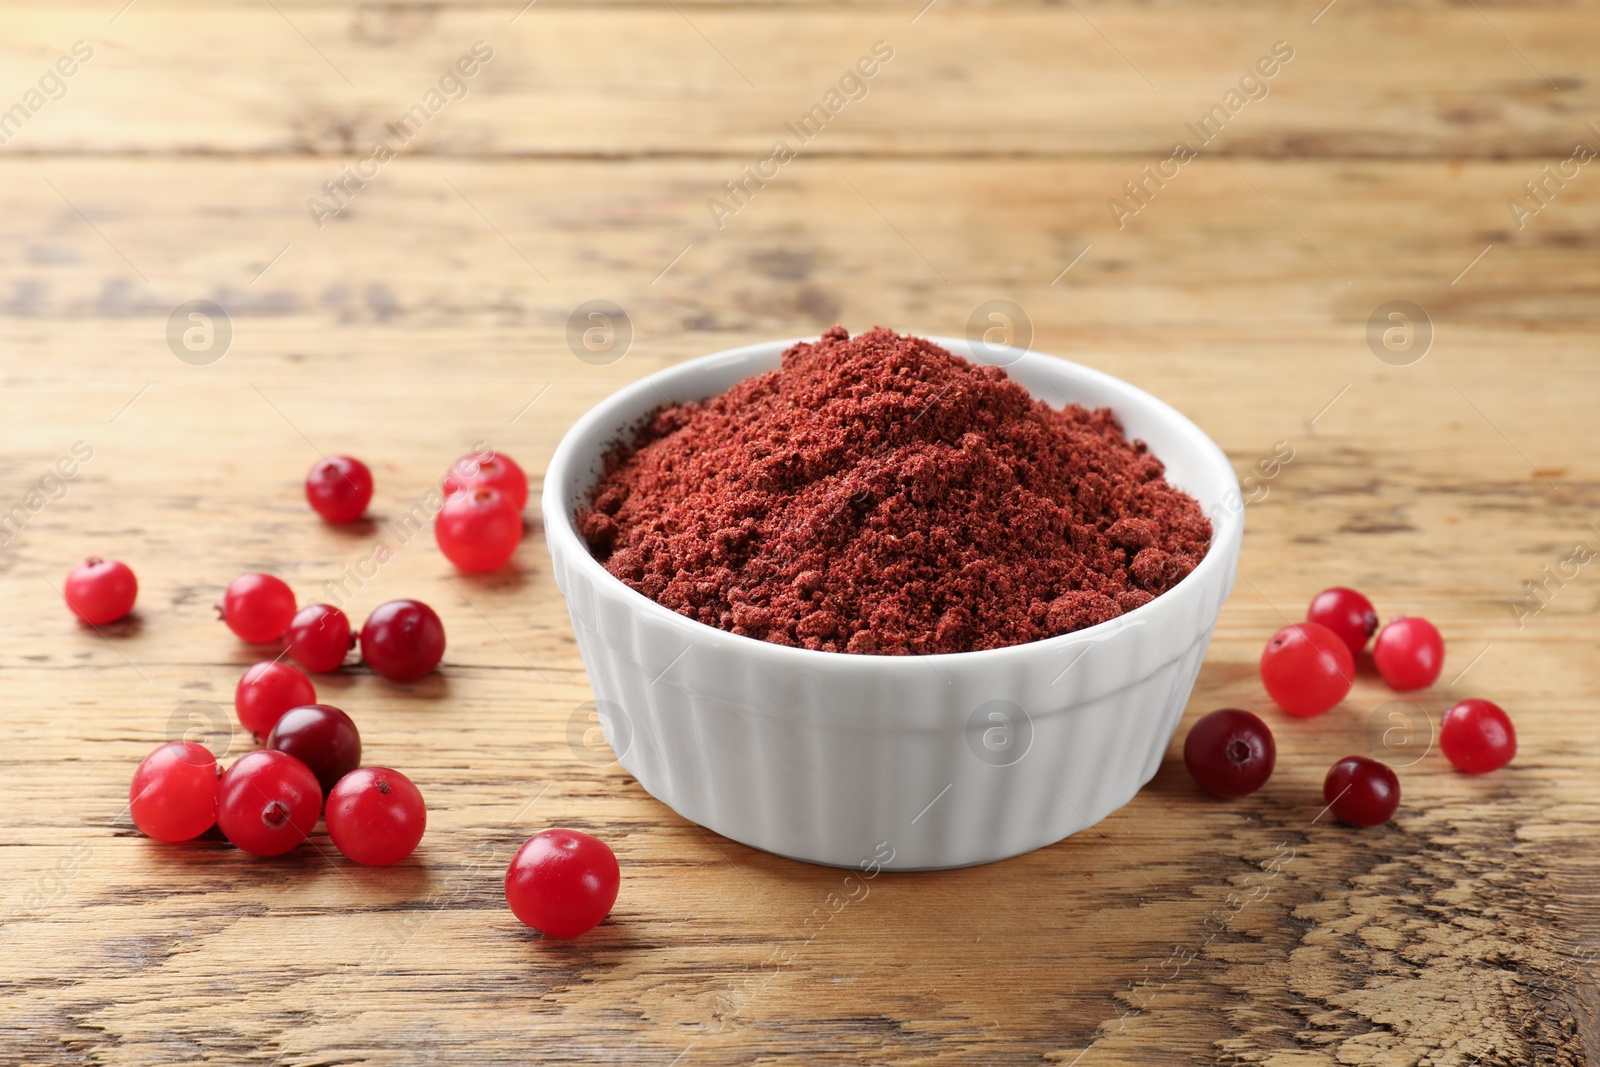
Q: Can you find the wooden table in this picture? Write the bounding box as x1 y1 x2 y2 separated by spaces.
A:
3 1 1597 1063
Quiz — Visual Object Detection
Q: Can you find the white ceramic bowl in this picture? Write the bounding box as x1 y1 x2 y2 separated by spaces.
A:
544 336 1242 870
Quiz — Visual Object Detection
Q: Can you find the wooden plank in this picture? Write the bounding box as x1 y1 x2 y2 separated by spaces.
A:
0 157 1595 327
0 3 1593 157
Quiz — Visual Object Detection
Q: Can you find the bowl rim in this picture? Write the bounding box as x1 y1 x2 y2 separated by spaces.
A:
542 333 1242 673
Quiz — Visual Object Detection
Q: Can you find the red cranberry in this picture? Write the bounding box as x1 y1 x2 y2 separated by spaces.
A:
130 742 219 842
505 829 620 939
216 750 321 856
1323 756 1400 827
220 573 297 644
64 557 138 625
234 661 316 738
360 599 445 682
435 486 522 573
305 455 374 524
325 767 427 866
1306 587 1378 656
1440 698 1516 774
1372 616 1444 691
285 603 353 672
265 704 361 796
1259 622 1354 717
444 451 528 512
1183 708 1276 798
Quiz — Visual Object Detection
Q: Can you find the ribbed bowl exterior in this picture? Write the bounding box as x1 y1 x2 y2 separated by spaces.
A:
544 337 1243 869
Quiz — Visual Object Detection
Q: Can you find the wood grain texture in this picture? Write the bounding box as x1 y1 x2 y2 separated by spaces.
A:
1 1 1598 1064
0 2 1596 158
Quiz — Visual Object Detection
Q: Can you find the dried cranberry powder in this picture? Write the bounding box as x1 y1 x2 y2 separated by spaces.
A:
577 327 1212 655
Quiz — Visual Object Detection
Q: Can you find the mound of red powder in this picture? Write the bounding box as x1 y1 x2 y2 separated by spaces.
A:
577 326 1212 655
